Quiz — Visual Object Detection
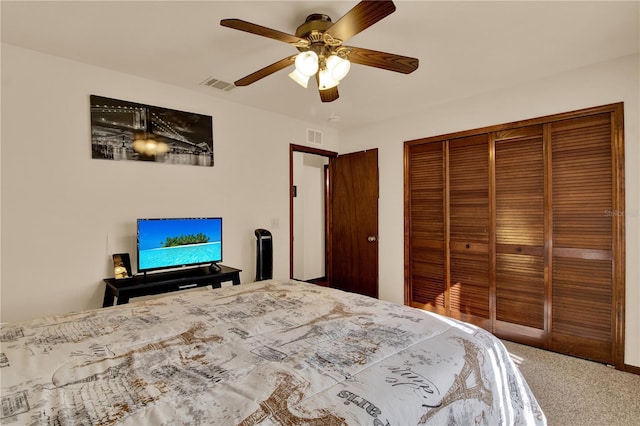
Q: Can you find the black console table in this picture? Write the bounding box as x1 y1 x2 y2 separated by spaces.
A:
103 264 241 307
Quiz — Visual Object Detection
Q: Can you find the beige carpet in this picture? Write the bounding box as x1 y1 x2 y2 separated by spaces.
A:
502 340 640 426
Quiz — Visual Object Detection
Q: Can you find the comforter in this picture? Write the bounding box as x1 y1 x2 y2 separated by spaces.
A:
1 280 545 425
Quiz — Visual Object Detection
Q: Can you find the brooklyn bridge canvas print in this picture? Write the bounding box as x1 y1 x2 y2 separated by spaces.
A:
90 95 214 167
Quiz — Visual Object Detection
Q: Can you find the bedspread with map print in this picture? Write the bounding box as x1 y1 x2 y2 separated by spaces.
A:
0 280 546 425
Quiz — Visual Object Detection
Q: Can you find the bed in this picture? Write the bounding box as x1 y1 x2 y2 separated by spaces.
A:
1 279 545 425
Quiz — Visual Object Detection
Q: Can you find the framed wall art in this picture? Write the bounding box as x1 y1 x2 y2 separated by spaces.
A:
90 95 214 167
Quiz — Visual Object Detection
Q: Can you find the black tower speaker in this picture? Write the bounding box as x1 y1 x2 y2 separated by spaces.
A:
255 229 273 281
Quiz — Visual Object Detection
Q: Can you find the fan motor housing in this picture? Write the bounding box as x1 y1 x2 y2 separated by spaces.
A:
295 14 333 40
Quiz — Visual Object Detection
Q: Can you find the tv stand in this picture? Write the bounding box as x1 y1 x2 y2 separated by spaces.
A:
103 264 241 307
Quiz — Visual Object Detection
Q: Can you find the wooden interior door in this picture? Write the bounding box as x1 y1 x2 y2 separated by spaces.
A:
448 135 491 328
549 113 616 363
405 142 446 313
493 126 546 345
329 149 379 298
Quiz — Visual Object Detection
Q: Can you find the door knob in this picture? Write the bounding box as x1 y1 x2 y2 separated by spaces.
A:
368 236 377 242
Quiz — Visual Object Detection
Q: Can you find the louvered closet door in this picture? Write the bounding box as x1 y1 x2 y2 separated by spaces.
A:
406 142 446 314
405 103 624 368
448 135 490 328
550 113 614 364
494 127 546 344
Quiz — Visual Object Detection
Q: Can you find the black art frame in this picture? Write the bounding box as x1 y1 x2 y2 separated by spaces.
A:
90 95 214 167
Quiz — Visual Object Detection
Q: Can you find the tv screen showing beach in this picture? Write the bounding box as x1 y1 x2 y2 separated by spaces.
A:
137 217 222 272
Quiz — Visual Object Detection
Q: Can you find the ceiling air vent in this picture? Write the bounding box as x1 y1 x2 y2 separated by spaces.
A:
307 128 323 145
200 77 235 91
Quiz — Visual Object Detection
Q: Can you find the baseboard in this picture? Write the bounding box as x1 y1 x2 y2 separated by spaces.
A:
623 363 640 375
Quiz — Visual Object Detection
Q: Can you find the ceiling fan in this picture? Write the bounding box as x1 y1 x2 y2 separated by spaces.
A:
220 0 419 102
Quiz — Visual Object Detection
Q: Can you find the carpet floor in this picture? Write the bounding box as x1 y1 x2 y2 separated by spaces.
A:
502 340 640 426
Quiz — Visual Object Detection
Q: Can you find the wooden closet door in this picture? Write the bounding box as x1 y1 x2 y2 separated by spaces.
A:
550 113 615 364
448 135 490 328
493 127 546 345
404 103 624 368
405 142 446 314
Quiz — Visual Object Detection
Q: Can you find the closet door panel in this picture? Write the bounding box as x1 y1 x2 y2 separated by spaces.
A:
552 256 613 363
449 135 490 326
494 133 546 341
450 249 490 322
406 143 446 312
551 114 612 250
496 253 544 328
550 113 614 364
449 136 490 244
494 135 545 246
410 243 445 308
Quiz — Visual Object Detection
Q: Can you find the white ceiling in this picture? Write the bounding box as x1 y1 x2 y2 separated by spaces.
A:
2 1 638 131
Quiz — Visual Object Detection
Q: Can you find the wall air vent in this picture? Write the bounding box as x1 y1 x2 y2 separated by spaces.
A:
307 128 323 145
200 77 236 91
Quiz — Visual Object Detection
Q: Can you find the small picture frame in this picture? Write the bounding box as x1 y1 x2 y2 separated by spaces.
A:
112 253 132 279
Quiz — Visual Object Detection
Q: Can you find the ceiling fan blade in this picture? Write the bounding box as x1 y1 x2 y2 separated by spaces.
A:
234 55 297 86
221 19 308 46
325 0 396 43
346 46 419 74
319 86 339 103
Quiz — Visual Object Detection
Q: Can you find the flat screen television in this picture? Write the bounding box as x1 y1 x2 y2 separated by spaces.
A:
137 217 222 273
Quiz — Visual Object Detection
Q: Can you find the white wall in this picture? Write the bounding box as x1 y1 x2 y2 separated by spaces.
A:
302 154 328 280
0 44 338 323
293 152 327 281
2 44 638 369
340 54 640 368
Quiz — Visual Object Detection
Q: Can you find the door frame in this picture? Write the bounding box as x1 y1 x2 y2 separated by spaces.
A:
289 144 337 281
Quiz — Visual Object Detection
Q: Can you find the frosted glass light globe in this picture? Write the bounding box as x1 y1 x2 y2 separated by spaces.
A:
289 69 311 88
295 51 319 76
318 68 339 90
326 55 350 81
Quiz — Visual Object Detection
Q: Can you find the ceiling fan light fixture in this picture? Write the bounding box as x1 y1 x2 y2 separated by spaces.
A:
318 68 340 90
326 55 351 82
221 1 419 102
288 68 311 88
294 51 319 76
